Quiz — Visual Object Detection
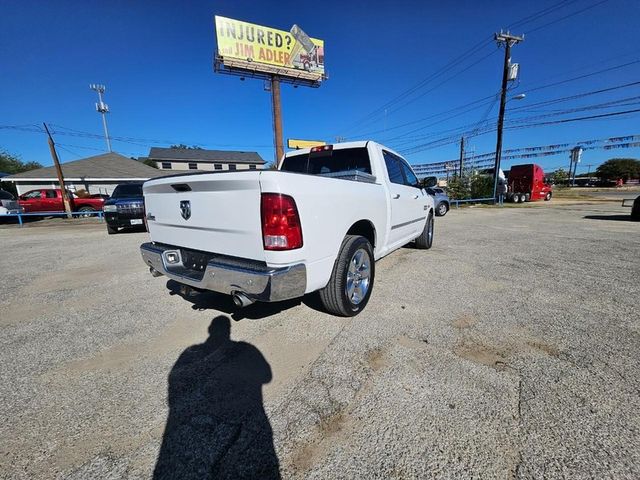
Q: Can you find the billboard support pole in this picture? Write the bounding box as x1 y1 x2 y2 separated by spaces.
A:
271 75 284 165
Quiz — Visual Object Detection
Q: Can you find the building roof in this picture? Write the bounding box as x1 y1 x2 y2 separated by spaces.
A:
4 152 172 181
147 147 265 164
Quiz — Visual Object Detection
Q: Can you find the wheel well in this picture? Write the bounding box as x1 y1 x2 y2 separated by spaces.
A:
346 220 376 249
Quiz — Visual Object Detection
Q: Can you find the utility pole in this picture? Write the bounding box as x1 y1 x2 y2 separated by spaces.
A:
586 163 593 179
492 31 524 203
89 84 112 152
458 136 465 177
43 123 72 218
270 76 284 165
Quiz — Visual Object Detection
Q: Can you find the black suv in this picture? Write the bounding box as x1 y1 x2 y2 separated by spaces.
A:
103 182 145 234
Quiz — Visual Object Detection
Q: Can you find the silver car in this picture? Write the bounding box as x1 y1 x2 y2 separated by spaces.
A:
426 187 450 216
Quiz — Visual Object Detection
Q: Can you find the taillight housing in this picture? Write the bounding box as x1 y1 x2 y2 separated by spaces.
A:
261 193 303 250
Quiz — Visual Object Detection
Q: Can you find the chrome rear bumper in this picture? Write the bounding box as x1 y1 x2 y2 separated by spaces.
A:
140 242 306 302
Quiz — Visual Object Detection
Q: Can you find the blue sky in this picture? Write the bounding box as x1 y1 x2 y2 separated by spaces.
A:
1 0 639 174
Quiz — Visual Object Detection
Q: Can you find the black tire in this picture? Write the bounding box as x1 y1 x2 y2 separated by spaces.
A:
512 194 520 204
436 202 448 217
524 193 531 202
519 193 527 203
107 224 118 235
319 235 375 317
544 192 552 201
77 205 95 218
415 211 434 250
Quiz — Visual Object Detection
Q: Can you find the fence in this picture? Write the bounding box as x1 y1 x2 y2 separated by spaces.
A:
450 197 495 208
2 211 104 226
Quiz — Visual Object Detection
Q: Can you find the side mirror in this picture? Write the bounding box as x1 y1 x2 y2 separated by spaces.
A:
421 176 438 188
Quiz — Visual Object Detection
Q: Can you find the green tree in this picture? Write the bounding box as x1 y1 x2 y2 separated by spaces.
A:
469 174 493 199
548 168 569 185
143 158 158 169
169 144 203 150
446 174 468 200
0 150 43 174
595 158 640 181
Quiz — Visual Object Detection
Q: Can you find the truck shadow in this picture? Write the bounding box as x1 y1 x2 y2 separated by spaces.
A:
166 280 326 320
583 214 637 222
153 315 280 479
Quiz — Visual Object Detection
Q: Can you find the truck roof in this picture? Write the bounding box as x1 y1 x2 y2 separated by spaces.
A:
284 140 372 157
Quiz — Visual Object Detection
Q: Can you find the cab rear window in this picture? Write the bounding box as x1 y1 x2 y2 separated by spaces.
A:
281 147 371 175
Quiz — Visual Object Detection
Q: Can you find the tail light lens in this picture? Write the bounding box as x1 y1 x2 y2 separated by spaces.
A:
261 193 303 250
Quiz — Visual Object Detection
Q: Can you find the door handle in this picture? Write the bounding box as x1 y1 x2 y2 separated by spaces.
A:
392 194 400 199
413 194 419 199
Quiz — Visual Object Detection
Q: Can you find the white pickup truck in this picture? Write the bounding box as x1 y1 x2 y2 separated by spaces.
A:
140 141 435 316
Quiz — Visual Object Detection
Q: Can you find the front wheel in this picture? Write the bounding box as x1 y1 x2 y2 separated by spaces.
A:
319 235 375 317
414 211 434 250
436 202 448 216
544 192 552 201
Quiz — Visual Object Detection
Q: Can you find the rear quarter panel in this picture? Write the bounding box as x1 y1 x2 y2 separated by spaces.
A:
259 171 388 292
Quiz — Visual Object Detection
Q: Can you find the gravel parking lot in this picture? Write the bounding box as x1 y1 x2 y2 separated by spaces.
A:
1 201 638 479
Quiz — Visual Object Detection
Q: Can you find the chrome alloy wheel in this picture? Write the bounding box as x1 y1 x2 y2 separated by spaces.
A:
346 248 371 305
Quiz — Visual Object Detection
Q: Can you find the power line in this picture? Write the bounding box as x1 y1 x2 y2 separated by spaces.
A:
398 107 640 156
352 60 640 147
389 90 640 151
524 0 610 35
337 38 495 136
336 0 611 138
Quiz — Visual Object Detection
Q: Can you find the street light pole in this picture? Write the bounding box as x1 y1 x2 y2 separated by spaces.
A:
89 84 112 152
492 32 523 203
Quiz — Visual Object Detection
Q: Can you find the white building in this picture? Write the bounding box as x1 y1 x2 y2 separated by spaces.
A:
3 152 172 196
143 147 266 172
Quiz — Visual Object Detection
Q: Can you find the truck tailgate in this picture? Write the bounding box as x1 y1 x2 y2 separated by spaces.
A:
143 172 265 261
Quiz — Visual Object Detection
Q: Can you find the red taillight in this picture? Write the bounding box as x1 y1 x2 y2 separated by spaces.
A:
260 193 303 250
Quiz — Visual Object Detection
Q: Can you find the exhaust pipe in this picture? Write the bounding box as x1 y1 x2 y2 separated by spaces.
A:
232 292 255 308
149 266 163 277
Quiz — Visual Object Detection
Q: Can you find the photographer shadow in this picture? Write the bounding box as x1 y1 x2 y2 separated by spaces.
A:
153 316 280 479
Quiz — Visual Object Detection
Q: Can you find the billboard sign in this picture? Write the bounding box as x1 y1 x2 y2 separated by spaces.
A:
287 139 326 149
214 16 325 82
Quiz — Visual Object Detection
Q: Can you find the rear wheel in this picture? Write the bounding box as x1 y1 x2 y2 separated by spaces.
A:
519 193 527 203
524 193 531 202
319 235 375 317
512 194 520 203
415 211 434 250
107 225 118 235
77 206 95 217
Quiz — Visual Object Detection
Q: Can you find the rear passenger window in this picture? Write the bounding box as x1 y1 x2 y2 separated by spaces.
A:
45 190 58 198
383 151 404 185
